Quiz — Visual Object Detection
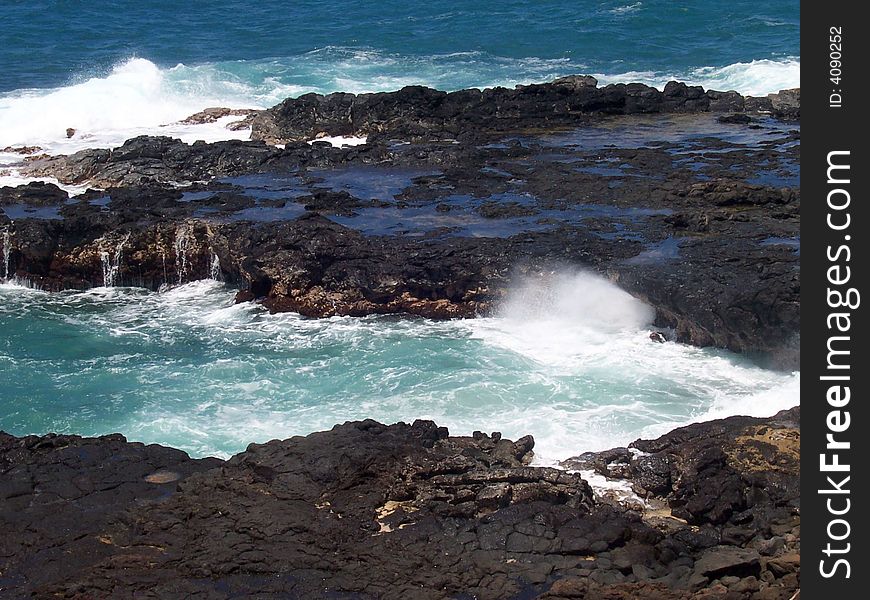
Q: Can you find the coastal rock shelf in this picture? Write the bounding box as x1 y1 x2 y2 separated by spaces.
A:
0 79 800 368
249 77 800 144
0 409 800 599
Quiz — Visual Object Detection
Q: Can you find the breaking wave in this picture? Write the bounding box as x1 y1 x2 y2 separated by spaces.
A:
0 53 800 155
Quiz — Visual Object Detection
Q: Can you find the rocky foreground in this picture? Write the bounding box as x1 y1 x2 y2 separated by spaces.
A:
1 80 801 595
1 77 799 367
0 409 800 599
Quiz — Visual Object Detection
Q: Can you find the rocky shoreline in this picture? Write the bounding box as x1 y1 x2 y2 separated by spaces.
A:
1 77 799 367
0 77 801 597
0 408 800 599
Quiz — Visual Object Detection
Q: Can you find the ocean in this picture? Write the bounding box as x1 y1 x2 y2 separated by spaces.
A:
0 0 800 462
1 1 799 159
0 277 799 462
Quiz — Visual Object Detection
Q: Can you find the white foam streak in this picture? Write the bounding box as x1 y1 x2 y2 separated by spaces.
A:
307 135 369 147
609 3 643 15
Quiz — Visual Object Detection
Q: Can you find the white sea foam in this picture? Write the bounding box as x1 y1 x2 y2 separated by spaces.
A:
0 54 799 167
308 135 369 147
0 276 799 462
595 57 801 98
609 3 643 15
0 172 89 197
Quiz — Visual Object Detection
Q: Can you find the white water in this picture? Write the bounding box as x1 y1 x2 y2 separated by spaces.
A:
0 59 255 154
0 56 799 164
209 253 222 281
174 223 194 285
594 58 800 99
99 233 130 287
1 228 11 280
0 273 800 462
466 271 799 461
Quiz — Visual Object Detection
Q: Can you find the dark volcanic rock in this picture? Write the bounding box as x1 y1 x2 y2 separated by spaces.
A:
250 79 798 144
23 136 283 188
631 407 801 529
179 106 260 125
7 79 800 367
0 181 68 205
717 113 753 125
1 409 800 599
0 431 221 595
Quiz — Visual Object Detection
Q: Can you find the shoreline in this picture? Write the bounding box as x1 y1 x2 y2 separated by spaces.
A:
1 77 800 368
0 275 800 465
0 407 800 599
1 77 801 597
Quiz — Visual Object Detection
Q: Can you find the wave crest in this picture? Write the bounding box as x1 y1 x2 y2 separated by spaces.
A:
0 53 799 156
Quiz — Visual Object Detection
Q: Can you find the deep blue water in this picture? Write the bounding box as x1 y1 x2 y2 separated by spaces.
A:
2 0 799 93
0 0 800 153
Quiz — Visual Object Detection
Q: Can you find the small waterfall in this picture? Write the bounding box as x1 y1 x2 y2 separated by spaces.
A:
209 253 222 281
174 223 194 284
2 228 11 281
100 233 130 287
205 224 222 282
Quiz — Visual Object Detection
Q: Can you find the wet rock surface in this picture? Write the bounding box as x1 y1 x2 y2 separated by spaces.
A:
248 79 799 144
0 409 799 599
2 79 799 367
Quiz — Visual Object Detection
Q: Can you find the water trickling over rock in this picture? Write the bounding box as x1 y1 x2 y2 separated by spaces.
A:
174 223 195 284
99 233 129 287
2 228 11 281
209 253 222 281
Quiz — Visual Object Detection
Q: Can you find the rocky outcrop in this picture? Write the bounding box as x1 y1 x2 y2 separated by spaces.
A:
179 106 259 126
249 79 799 144
3 79 800 367
0 408 800 599
21 136 284 188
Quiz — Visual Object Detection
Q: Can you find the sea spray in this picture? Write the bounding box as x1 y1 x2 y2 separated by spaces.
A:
479 270 658 372
0 279 799 461
498 270 654 330
99 233 130 287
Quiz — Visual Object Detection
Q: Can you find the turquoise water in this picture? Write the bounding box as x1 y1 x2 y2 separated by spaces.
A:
0 2 800 460
0 278 799 462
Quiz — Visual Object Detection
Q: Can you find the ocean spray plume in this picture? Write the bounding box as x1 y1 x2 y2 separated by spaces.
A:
498 270 654 332
0 58 257 153
481 270 657 373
